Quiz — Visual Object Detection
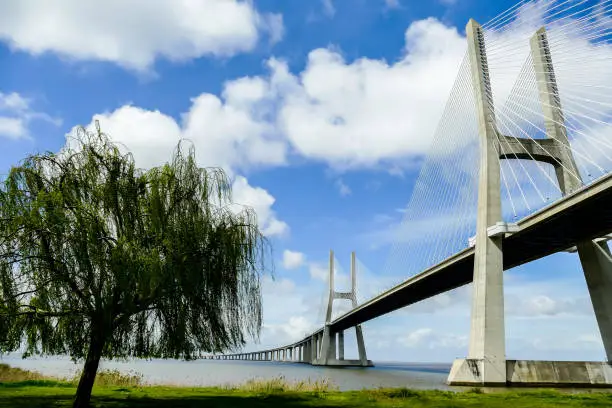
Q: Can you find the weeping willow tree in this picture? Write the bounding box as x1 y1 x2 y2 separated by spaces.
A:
0 123 268 408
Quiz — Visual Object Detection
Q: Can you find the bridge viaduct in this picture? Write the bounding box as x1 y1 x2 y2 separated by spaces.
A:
207 18 612 387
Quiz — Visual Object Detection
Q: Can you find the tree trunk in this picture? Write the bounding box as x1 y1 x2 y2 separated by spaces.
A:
73 334 105 408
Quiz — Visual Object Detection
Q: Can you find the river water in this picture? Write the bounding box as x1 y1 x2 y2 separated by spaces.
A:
1 355 451 391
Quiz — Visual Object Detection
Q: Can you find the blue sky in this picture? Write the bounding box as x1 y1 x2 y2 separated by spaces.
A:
0 0 608 363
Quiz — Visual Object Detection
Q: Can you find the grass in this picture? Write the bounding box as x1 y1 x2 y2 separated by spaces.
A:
2 363 612 407
0 363 143 387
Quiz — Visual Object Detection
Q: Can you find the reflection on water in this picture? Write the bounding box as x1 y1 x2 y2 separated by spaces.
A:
1 355 451 391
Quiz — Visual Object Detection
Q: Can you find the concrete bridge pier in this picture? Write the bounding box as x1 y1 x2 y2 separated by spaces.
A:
312 251 372 367
528 30 612 361
338 331 345 360
447 18 507 387
449 19 612 388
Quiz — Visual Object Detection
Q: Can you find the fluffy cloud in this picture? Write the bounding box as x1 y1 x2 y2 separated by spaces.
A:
0 0 283 72
282 250 306 270
77 90 288 237
0 117 26 139
270 18 465 169
250 275 323 348
88 87 286 175
398 328 468 349
102 17 460 171
0 91 61 139
309 263 329 281
230 176 288 237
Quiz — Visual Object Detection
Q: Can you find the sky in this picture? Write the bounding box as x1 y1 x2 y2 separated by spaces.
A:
0 0 608 363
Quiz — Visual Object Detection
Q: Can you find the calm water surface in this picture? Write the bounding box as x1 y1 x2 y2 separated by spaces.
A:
1 355 451 391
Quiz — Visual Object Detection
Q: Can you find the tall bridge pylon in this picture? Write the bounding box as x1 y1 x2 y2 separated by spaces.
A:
313 250 372 366
448 19 612 386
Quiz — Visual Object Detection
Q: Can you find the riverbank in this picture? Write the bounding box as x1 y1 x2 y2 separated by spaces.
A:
2 364 612 407
0 356 453 390
2 382 612 407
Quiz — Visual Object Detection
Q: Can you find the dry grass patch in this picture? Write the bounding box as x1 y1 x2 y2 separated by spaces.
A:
226 375 338 394
0 363 47 382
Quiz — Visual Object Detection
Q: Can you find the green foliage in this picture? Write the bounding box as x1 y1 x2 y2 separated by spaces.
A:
0 123 270 406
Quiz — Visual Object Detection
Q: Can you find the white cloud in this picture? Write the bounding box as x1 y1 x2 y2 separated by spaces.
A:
230 176 289 237
309 263 329 281
0 117 26 139
0 91 61 139
0 92 29 111
87 76 287 174
245 275 324 348
57 16 467 167
282 250 306 270
223 17 466 171
91 106 284 176
0 0 283 72
398 327 432 347
76 89 288 237
398 327 468 349
263 315 315 343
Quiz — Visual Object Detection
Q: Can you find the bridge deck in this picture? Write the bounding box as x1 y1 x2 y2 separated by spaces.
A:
330 173 612 332
230 173 612 356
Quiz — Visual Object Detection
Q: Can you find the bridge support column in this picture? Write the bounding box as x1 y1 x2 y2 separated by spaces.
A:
338 331 344 360
530 27 612 364
448 19 506 386
310 337 316 363
313 251 372 367
578 241 612 361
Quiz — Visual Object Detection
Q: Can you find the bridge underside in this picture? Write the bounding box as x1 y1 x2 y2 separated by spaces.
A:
331 176 612 333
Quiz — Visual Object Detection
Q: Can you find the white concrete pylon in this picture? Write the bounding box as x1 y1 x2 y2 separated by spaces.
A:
315 250 370 366
530 27 612 362
448 18 506 386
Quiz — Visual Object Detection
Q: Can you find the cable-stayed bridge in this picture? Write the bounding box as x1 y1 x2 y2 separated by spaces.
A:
206 0 612 387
